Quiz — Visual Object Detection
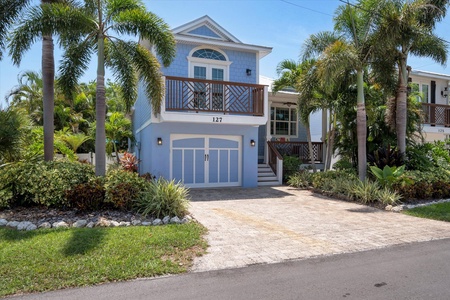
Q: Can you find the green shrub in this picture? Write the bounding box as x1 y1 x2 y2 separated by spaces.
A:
311 170 358 191
283 155 301 182
65 179 105 211
367 145 403 169
369 165 407 188
332 158 355 171
350 180 380 204
104 169 149 210
406 141 450 171
133 178 190 218
392 170 450 200
0 159 95 208
287 171 312 189
376 187 402 205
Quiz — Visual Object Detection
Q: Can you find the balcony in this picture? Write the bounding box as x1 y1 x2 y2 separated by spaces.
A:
421 103 450 127
164 76 265 117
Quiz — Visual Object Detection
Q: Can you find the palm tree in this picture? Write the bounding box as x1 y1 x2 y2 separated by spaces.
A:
303 1 380 181
371 0 448 156
272 59 320 172
55 0 175 176
0 106 32 164
105 112 133 163
8 0 78 161
0 0 30 60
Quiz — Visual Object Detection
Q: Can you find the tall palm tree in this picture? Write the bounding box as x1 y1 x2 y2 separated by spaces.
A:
303 1 380 181
372 0 448 156
0 0 30 60
54 0 175 176
8 0 77 161
272 59 320 172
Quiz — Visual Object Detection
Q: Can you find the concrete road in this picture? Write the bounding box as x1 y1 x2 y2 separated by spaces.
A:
9 238 450 300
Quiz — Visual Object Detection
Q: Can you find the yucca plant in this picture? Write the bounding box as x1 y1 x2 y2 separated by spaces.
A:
351 179 380 204
376 187 402 206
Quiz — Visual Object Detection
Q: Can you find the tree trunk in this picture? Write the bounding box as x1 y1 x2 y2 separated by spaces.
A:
356 69 367 181
305 116 316 173
95 33 106 176
396 57 408 156
326 112 336 171
41 1 54 161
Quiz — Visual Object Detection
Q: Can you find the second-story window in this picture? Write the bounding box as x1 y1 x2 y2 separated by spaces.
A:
270 106 297 137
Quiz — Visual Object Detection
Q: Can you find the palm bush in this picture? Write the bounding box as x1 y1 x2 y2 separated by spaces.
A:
134 178 190 218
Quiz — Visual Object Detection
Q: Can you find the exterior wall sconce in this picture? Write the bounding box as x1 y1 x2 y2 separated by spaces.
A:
246 69 251 76
250 139 255 147
157 137 162 145
441 87 448 98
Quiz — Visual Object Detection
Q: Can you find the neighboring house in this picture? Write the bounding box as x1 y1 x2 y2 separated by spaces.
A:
409 70 450 142
133 16 272 188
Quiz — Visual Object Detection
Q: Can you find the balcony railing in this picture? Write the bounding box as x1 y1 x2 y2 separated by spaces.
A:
165 76 265 116
270 141 324 163
421 103 450 127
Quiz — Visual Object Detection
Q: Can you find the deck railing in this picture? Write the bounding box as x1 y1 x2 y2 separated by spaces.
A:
421 103 450 127
165 76 265 116
270 141 324 163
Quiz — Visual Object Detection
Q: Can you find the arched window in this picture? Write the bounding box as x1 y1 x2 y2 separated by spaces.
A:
192 48 226 61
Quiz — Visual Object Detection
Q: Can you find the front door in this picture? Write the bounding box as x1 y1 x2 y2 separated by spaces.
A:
171 134 241 187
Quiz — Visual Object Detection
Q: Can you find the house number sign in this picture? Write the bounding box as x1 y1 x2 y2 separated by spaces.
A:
212 117 223 123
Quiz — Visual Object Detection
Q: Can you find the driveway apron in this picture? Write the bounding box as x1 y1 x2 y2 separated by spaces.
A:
188 186 450 272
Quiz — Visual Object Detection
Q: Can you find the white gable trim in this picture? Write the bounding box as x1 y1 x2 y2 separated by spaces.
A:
172 15 241 43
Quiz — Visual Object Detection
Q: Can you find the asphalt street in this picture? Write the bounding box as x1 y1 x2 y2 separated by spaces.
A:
8 238 450 300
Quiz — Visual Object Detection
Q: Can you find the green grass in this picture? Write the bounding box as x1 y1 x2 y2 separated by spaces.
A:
0 223 207 297
404 202 450 222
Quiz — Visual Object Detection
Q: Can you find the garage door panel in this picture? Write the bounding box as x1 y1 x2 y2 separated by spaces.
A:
209 138 239 149
209 149 219 183
230 150 239 182
173 138 205 148
173 150 183 181
219 150 229 183
195 149 205 184
184 150 194 184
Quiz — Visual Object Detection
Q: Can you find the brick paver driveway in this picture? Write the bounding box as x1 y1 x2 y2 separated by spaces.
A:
189 186 450 271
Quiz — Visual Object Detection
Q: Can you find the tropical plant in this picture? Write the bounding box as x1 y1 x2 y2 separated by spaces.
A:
54 0 176 176
369 164 406 188
0 107 32 164
287 171 312 189
105 112 133 163
120 151 139 172
134 177 190 218
8 0 79 161
59 132 91 153
104 168 149 209
65 178 105 211
371 0 448 156
367 145 404 169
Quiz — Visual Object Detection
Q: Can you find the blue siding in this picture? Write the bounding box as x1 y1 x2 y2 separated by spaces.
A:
133 82 152 132
188 25 221 38
137 122 259 187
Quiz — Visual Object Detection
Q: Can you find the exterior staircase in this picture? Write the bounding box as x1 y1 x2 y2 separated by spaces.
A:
257 164 280 186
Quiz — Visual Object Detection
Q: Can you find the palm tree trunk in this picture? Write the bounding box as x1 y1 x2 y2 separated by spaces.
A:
41 0 54 161
356 69 367 181
95 32 106 176
305 116 316 173
396 57 408 156
326 112 336 171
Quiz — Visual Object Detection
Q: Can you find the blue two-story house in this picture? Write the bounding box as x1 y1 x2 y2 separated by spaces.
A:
133 15 272 188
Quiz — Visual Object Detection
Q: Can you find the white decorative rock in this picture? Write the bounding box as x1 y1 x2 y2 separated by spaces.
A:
385 205 393 211
185 215 193 221
110 221 120 227
38 222 52 229
86 222 95 228
141 221 152 226
6 221 19 228
152 218 162 226
119 221 130 227
73 220 87 228
162 216 170 224
392 206 404 212
0 219 7 226
53 221 69 228
170 216 181 224
181 217 189 224
17 221 33 231
26 224 37 231
95 217 110 227
131 220 141 226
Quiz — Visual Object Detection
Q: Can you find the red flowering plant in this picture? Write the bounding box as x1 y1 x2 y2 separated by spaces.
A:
119 152 139 172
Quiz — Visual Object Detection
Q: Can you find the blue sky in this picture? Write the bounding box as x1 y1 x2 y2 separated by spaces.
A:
1 0 449 108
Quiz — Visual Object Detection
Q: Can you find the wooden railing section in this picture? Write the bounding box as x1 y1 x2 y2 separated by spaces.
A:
267 141 283 175
270 141 324 163
421 103 450 127
165 76 265 116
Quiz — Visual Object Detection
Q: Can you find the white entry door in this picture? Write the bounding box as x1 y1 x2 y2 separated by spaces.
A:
171 134 241 187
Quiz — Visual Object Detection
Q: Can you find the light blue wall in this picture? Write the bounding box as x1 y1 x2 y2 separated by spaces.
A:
160 44 257 84
188 25 221 38
135 123 259 187
133 82 152 133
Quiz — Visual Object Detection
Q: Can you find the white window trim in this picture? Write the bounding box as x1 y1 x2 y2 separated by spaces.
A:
187 46 232 81
411 81 430 103
270 105 299 138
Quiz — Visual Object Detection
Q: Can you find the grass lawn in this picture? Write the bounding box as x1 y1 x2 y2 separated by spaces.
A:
404 202 450 222
0 223 207 297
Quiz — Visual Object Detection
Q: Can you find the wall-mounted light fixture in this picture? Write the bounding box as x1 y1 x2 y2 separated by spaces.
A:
157 137 162 145
442 87 448 98
246 69 252 76
250 139 255 147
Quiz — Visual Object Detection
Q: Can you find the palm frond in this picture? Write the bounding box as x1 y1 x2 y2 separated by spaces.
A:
301 31 341 60
0 0 30 60
112 9 175 67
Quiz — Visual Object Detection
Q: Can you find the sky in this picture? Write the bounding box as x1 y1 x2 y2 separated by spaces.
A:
1 0 450 108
